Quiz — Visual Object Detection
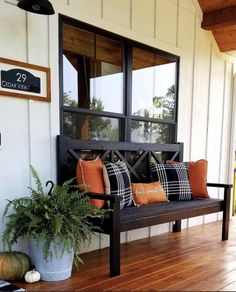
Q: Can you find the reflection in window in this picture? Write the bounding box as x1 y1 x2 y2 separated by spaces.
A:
131 120 175 144
132 47 176 120
61 19 178 143
63 112 119 141
63 55 78 106
63 24 123 113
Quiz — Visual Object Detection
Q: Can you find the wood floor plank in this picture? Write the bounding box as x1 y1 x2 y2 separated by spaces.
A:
66 232 218 288
137 257 236 291
107 244 235 291
194 269 236 291
12 220 236 291
77 241 219 291
220 281 236 291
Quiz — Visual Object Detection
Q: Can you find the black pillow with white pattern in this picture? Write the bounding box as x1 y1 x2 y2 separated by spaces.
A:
150 163 192 201
103 160 133 209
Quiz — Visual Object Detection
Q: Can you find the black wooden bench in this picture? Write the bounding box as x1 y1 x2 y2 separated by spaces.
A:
57 135 232 277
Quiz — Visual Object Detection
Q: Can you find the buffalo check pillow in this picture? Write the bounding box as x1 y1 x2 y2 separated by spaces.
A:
103 160 133 209
150 163 192 201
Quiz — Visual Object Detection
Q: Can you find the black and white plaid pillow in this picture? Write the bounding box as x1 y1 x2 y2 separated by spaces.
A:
150 163 192 201
103 161 133 209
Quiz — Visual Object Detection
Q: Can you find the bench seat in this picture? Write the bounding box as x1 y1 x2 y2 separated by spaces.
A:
120 198 224 231
99 198 225 233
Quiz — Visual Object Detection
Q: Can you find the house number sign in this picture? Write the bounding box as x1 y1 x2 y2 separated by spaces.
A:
0 57 51 102
1 69 41 94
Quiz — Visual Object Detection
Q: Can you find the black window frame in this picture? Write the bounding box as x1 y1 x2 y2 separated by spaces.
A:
59 14 180 143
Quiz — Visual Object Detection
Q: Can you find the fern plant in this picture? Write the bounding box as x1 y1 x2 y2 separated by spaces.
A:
2 166 105 265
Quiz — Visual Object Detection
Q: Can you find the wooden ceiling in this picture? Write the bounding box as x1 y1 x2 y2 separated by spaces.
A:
198 0 236 52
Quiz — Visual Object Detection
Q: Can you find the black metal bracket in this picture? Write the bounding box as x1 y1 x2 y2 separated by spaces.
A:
46 180 54 196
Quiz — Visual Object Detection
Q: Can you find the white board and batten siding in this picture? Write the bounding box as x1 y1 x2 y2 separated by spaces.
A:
0 0 235 253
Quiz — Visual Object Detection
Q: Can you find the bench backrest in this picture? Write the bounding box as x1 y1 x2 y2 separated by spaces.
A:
57 135 184 184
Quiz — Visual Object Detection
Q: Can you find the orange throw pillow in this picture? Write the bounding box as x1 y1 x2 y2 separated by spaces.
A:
76 157 105 208
131 181 168 206
188 160 209 199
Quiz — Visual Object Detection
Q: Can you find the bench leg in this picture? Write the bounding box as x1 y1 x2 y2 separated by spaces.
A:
222 186 231 241
173 220 181 232
110 201 121 276
110 228 120 276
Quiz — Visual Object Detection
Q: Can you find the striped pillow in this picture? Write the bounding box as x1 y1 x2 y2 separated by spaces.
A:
103 161 133 209
150 163 192 201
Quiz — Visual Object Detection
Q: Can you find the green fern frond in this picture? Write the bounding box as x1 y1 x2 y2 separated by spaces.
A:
30 165 44 194
2 165 105 266
62 177 76 188
2 200 12 220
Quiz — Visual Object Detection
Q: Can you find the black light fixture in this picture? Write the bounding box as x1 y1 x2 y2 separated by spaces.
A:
17 0 55 15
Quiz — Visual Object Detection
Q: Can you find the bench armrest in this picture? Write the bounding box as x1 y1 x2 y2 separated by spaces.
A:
206 183 232 203
207 182 232 241
207 183 233 188
85 192 122 203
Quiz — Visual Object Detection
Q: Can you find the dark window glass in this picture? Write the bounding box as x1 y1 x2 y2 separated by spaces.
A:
131 120 175 143
63 112 120 141
132 47 176 120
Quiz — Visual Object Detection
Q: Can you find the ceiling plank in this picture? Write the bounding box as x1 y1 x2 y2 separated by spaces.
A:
216 40 236 52
202 5 236 30
213 27 236 51
198 0 236 13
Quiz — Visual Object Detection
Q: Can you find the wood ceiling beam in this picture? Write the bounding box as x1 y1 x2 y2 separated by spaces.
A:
202 5 236 30
213 26 236 51
217 41 236 52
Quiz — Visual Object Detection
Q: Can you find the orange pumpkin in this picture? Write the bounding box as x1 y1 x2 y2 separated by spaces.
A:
0 251 31 280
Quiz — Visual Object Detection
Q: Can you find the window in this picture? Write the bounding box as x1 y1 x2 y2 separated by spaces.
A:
59 16 179 143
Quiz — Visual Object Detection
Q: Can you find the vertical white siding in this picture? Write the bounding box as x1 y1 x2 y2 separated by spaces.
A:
0 1 27 61
179 0 196 13
27 14 51 186
0 0 235 253
70 0 102 17
156 0 178 46
177 6 196 161
207 49 225 183
0 1 28 251
48 14 60 181
103 0 131 28
0 1 53 251
190 21 211 160
220 62 234 185
57 0 69 5
131 0 155 37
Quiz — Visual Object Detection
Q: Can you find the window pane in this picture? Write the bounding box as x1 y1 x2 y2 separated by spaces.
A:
90 35 123 114
131 120 175 143
132 47 176 120
63 112 120 141
63 55 79 106
63 24 123 113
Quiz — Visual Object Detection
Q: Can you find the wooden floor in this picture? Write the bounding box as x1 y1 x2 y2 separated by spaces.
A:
14 219 236 291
